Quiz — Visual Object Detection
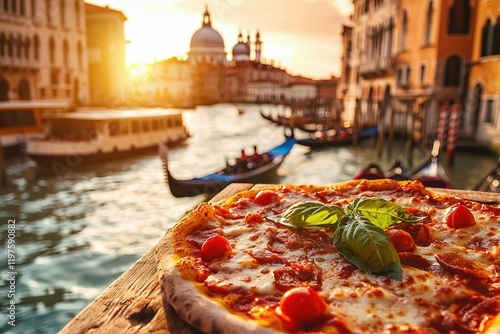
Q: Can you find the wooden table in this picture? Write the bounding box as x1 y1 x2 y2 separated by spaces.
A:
58 183 500 334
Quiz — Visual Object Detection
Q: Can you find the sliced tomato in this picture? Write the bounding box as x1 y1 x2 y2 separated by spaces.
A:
253 190 280 205
200 235 232 261
279 286 327 325
385 228 416 253
442 203 476 228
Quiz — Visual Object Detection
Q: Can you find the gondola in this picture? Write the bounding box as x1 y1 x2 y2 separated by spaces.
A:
353 141 450 188
353 159 411 181
159 135 296 198
471 157 500 192
410 140 451 188
297 126 377 147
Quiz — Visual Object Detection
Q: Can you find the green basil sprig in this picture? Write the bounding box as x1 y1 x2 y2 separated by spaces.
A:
270 202 344 229
269 197 423 281
333 215 402 280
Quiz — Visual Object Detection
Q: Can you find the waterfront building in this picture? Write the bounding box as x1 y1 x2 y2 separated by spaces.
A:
0 0 90 151
340 0 486 147
85 3 128 107
465 0 500 147
0 0 89 104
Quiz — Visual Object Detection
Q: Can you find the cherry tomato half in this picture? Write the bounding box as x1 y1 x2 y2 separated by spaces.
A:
201 235 232 261
253 190 280 206
442 203 476 229
385 228 416 253
279 287 327 325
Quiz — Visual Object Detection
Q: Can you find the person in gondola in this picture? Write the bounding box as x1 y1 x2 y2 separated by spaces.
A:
235 149 251 173
251 145 264 168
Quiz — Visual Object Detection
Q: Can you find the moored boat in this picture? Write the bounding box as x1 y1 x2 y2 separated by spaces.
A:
26 109 190 167
353 159 412 181
353 141 450 188
410 140 451 188
471 157 500 192
296 125 377 147
160 135 296 197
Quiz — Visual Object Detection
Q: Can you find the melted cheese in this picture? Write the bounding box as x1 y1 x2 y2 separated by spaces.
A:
174 181 500 333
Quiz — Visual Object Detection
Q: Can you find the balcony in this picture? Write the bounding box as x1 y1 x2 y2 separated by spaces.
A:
0 57 41 71
359 56 394 78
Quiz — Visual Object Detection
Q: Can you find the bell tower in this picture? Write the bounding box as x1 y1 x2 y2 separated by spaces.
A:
254 30 262 63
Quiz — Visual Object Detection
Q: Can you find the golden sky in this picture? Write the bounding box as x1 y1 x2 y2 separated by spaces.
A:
85 0 353 79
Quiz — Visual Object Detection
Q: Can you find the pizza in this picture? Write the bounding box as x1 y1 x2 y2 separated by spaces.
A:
156 179 500 333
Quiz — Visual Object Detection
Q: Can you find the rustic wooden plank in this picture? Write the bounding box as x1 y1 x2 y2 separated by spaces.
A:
58 183 255 334
430 187 500 204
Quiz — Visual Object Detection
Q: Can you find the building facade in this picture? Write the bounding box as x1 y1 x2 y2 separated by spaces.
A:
85 3 127 106
466 0 500 147
339 0 495 147
0 0 89 104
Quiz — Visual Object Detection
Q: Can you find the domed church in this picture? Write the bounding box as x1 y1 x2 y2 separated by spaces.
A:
188 5 228 66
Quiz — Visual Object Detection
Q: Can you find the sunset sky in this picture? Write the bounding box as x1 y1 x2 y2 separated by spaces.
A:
85 0 353 79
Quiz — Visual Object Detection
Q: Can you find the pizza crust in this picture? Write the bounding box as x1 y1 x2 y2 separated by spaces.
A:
156 218 281 334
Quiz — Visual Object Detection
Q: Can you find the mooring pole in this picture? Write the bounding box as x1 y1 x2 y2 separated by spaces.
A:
0 138 6 187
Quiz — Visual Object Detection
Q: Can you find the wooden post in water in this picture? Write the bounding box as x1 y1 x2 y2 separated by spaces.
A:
0 138 6 187
353 99 361 146
388 99 396 158
405 101 414 165
377 101 384 157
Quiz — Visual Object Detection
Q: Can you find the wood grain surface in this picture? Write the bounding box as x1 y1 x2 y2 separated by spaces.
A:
58 183 499 334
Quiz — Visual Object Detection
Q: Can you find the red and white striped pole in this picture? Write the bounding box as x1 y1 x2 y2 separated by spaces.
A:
446 101 461 164
437 102 450 148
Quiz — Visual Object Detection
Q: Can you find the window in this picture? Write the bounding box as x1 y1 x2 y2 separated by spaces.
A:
493 17 500 55
33 34 39 59
400 10 408 50
0 33 5 57
45 0 51 24
77 41 83 68
49 36 55 64
448 0 471 34
75 0 80 27
16 35 22 58
424 1 434 44
60 0 65 26
483 100 494 125
396 66 411 87
419 63 426 85
7 35 13 57
444 55 461 87
63 39 69 66
481 19 492 57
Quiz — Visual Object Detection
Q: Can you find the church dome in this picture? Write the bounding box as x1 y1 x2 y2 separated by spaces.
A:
231 32 250 62
232 41 250 56
190 8 225 49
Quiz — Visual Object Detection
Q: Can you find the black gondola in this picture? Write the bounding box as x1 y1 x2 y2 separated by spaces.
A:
296 126 377 147
353 159 412 181
472 157 500 192
354 141 450 188
160 135 296 198
410 140 451 188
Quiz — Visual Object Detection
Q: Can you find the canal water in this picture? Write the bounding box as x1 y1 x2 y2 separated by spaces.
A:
0 103 497 333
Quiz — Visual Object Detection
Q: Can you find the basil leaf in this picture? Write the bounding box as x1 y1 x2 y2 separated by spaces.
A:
332 215 402 280
269 202 344 229
346 197 423 228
